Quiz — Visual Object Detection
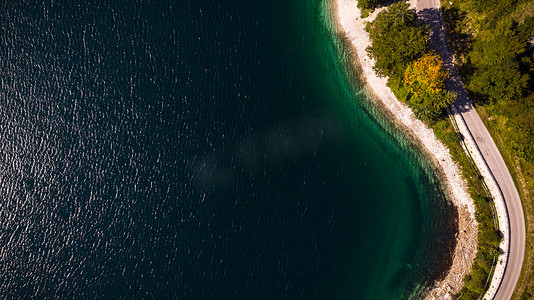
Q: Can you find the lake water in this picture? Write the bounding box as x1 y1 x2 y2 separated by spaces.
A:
0 0 456 298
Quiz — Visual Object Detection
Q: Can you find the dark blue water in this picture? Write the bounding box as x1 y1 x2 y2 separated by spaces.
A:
0 0 456 298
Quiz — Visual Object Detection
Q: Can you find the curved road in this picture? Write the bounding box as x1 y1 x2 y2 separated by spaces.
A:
412 0 526 299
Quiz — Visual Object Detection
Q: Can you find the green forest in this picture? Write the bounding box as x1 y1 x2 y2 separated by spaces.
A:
442 0 534 159
440 0 534 298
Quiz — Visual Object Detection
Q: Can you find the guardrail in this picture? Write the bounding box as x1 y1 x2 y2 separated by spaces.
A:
446 107 500 298
447 104 510 300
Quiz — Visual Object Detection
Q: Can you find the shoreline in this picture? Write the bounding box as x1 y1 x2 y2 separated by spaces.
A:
329 0 478 298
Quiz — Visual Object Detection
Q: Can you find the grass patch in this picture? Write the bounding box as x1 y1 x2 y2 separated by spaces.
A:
476 106 534 300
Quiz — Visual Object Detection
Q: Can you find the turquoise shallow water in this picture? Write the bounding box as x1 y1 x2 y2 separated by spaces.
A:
0 0 455 298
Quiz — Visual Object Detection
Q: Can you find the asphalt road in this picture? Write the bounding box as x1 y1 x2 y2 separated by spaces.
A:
413 0 526 298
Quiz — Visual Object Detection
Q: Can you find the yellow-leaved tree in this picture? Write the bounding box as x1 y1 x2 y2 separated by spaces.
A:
403 53 456 121
404 52 448 95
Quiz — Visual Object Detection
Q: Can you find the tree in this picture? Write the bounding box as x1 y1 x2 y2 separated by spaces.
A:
403 53 457 121
357 0 380 11
466 18 530 102
410 90 457 121
404 53 449 95
388 0 416 26
366 2 429 77
468 62 529 102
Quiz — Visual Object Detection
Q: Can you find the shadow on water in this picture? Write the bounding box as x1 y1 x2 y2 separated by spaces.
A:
189 110 345 191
